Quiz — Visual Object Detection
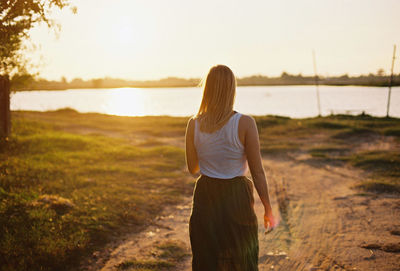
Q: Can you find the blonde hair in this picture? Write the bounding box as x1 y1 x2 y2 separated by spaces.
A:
195 65 237 133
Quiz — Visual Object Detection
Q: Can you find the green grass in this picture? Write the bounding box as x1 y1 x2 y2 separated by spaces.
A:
156 240 189 260
339 150 400 194
260 143 299 155
254 114 400 193
117 240 188 271
348 151 400 178
332 128 378 139
384 128 400 137
0 114 189 271
15 108 188 137
308 146 349 158
354 179 400 194
1 110 400 270
117 259 175 271
308 121 349 130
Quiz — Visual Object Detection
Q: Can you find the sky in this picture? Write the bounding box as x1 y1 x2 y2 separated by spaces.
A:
26 0 400 81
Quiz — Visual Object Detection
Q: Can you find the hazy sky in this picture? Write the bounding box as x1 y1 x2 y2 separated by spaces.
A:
27 0 400 80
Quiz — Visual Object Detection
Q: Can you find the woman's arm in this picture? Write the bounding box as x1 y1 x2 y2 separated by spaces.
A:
242 115 276 230
185 117 200 175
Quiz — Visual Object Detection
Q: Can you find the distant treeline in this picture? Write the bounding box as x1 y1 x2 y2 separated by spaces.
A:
11 72 400 91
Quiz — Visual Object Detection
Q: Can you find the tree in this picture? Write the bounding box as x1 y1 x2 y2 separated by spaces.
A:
376 68 385 77
0 0 74 76
280 71 289 78
0 0 73 137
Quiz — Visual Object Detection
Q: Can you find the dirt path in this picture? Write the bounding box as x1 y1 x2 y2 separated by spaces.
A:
49 120 399 271
83 190 193 271
82 155 400 271
258 158 400 271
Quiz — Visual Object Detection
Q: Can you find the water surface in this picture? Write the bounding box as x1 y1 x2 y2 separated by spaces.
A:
11 86 400 118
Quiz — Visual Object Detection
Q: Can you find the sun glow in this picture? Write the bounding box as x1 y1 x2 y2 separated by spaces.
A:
26 0 400 80
94 17 145 60
114 20 136 45
84 1 160 69
103 88 147 116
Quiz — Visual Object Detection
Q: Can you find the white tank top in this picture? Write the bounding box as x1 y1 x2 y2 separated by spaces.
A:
194 112 248 179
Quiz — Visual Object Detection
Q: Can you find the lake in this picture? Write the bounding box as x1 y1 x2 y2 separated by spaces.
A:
10 85 400 118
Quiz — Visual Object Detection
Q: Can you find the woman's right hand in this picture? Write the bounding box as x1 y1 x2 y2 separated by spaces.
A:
264 211 277 233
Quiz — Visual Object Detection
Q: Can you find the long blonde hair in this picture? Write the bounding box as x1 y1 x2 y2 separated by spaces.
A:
196 65 237 133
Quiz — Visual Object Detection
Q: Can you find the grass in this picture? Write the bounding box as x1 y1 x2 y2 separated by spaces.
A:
254 114 400 193
0 113 190 271
348 151 400 177
354 180 400 194
308 121 349 130
308 145 349 158
117 259 175 271
117 240 189 271
332 127 378 139
260 143 300 155
18 108 188 137
345 151 400 194
156 240 189 260
1 110 400 270
384 128 400 137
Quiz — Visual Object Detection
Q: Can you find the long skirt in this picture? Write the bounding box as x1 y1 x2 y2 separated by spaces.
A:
189 175 259 271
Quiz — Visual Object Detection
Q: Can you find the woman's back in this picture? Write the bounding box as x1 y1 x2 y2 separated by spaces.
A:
186 65 275 271
194 112 247 179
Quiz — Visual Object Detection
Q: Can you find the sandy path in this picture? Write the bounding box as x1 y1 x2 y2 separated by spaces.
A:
89 192 193 271
258 158 400 271
51 122 398 271
83 155 400 271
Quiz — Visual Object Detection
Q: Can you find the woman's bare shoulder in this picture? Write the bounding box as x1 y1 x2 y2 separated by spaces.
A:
186 116 197 133
238 114 257 143
187 115 196 124
239 114 256 128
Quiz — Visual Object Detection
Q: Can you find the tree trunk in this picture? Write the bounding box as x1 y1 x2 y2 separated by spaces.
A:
0 75 11 138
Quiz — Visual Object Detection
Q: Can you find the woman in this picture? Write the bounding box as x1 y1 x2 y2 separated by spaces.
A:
185 65 276 270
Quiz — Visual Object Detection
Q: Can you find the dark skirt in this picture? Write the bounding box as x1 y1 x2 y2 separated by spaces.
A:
189 175 259 271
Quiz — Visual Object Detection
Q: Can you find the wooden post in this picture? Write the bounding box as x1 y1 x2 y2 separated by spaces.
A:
312 50 322 116
0 75 11 138
386 45 396 117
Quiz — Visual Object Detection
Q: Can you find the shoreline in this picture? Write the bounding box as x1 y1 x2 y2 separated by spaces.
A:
13 83 400 92
11 108 400 121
